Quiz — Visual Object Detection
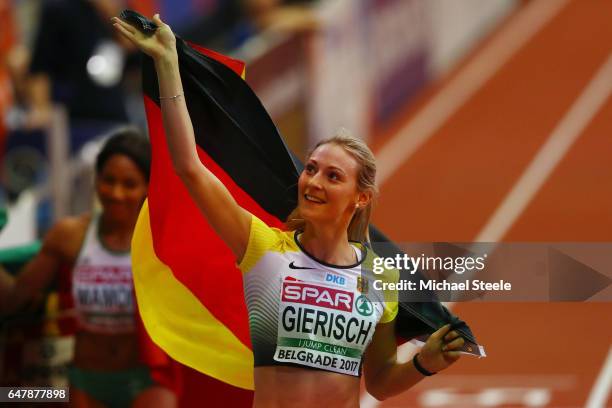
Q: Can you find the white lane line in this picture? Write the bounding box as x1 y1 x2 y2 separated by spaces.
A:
447 53 612 295
359 393 382 408
362 1 571 406
415 374 576 389
375 0 569 186
585 346 612 408
475 53 612 242
364 49 612 402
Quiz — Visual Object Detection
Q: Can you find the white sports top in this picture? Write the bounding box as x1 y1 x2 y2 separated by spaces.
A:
71 215 135 333
238 215 398 376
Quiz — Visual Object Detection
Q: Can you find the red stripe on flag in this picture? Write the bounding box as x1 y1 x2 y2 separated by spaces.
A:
187 42 246 76
178 362 253 407
145 95 284 349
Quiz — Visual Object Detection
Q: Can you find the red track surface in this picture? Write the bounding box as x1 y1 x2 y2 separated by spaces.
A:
367 1 612 406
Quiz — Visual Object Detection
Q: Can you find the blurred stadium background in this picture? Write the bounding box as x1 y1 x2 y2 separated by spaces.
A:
1 0 611 407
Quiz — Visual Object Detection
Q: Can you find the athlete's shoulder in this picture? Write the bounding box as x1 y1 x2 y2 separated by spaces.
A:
43 214 90 259
52 213 89 234
239 215 298 273
250 215 297 250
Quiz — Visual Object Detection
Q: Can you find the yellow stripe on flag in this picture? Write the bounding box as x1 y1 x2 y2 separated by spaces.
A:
132 200 254 390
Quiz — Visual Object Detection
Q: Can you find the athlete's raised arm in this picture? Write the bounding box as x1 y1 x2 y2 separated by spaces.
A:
111 14 251 261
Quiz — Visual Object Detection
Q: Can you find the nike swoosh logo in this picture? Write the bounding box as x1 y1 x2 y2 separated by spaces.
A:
289 262 314 270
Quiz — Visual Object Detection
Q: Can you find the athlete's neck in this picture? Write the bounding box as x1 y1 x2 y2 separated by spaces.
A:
299 223 356 266
99 213 137 251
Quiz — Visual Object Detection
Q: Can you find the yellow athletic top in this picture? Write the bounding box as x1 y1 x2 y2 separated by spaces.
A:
238 215 398 376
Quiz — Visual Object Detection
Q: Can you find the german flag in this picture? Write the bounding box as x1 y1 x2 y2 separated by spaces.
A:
131 36 303 403
131 17 482 407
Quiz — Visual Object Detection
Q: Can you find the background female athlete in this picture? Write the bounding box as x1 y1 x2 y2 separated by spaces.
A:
0 130 175 408
112 14 465 407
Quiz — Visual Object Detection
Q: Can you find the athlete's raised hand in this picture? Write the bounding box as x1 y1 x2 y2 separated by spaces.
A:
111 14 176 61
417 324 463 373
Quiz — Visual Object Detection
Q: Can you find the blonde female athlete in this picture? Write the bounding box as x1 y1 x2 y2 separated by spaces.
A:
112 14 465 408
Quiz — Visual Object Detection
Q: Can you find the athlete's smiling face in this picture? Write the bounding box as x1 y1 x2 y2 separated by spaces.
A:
96 154 148 223
298 143 363 226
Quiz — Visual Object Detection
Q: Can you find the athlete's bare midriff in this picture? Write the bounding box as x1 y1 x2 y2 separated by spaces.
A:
253 366 361 408
73 331 140 371
56 214 141 371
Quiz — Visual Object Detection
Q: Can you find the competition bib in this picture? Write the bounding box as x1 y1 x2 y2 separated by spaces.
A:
72 264 135 333
273 270 383 376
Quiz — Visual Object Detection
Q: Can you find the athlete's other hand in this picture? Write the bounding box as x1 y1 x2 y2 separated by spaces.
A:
417 324 463 373
111 14 176 61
